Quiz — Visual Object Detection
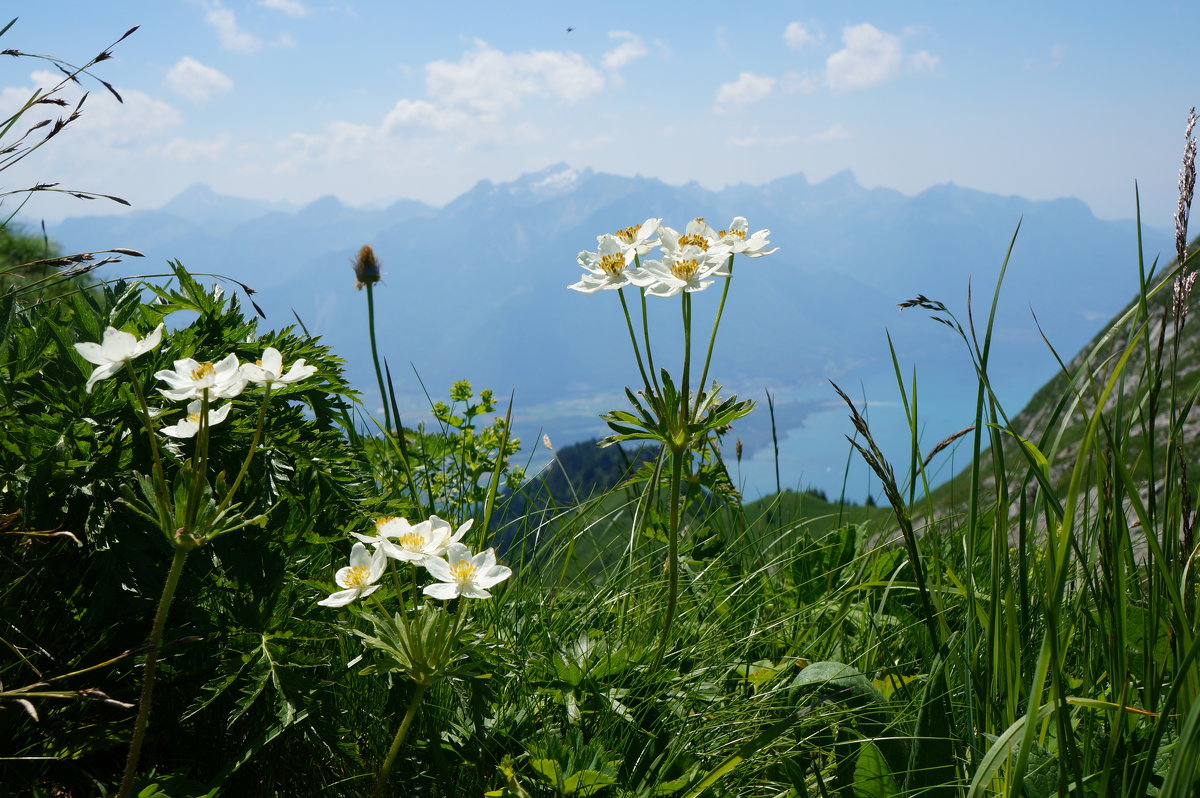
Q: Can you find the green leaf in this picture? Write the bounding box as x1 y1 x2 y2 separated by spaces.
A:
854 741 900 798
561 769 617 796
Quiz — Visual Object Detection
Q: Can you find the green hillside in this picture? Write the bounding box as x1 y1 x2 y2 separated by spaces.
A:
912 233 1200 517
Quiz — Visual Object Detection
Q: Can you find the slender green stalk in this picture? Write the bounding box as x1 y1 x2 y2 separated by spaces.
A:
618 287 652 392
216 383 271 515
182 390 211 533
694 254 734 410
640 288 660 394
116 544 190 798
654 447 685 665
680 292 692 427
373 682 429 797
364 282 393 436
122 360 168 499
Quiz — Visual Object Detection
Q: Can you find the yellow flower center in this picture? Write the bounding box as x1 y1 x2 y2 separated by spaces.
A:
678 234 709 250
374 516 399 531
720 229 746 240
190 362 215 381
614 225 639 244
670 259 700 280
186 411 202 424
450 560 477 584
599 253 626 276
398 531 427 551
342 564 373 588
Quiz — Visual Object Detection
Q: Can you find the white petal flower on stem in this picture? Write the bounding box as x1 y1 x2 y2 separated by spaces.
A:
633 246 731 298
159 400 232 439
73 323 165 393
606 217 661 263
353 515 472 565
569 235 641 293
718 217 778 257
658 218 730 261
317 542 387 607
155 354 246 401
240 346 317 387
422 543 512 600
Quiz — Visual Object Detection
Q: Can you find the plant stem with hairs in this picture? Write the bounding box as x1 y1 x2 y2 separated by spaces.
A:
116 545 190 798
354 245 392 436
373 683 429 797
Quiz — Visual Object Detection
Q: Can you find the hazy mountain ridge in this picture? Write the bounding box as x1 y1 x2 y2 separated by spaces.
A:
43 165 1172 496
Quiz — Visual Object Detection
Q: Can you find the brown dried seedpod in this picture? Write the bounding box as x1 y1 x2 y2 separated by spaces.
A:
353 244 381 289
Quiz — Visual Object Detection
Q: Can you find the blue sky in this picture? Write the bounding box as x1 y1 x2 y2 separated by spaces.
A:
4 1 1197 225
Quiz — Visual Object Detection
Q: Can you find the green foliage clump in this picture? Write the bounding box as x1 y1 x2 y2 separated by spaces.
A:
0 265 372 794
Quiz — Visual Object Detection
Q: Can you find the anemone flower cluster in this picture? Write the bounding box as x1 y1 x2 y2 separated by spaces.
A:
318 514 512 607
73 324 318 441
151 346 316 438
569 216 776 297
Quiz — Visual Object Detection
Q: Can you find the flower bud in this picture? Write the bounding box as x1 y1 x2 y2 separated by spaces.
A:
353 244 381 290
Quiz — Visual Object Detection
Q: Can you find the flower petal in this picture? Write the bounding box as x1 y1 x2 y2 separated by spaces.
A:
84 362 121 393
423 582 460 600
318 588 360 607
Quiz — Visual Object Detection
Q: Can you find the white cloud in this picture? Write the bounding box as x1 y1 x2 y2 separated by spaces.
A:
602 31 648 71
784 21 822 50
204 1 261 53
715 26 729 54
1025 43 1066 72
166 57 233 102
910 50 939 72
568 134 612 150
810 123 851 142
424 40 604 117
729 133 800 148
163 134 232 161
382 99 471 132
715 71 776 112
260 0 310 17
276 41 604 173
781 70 821 95
0 71 181 143
826 23 903 93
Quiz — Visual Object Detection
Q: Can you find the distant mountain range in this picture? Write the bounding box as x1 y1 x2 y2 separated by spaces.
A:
43 165 1172 498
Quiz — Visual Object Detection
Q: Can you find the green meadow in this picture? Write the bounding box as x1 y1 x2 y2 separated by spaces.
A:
4 21 1200 798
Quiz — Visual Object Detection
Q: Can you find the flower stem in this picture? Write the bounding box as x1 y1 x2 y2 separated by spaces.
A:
695 254 734 416
116 544 190 798
217 383 271 516
618 287 652 392
182 390 211 533
640 288 660 394
654 446 685 666
373 682 429 797
364 282 393 437
123 361 168 499
680 292 693 426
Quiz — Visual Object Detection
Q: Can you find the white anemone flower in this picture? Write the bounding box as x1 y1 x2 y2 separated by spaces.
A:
353 515 472 565
658 218 730 260
569 234 642 293
74 323 165 393
633 247 731 298
159 400 232 438
606 217 661 262
422 543 512 600
718 217 778 257
155 354 246 401
240 346 317 387
317 542 387 607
